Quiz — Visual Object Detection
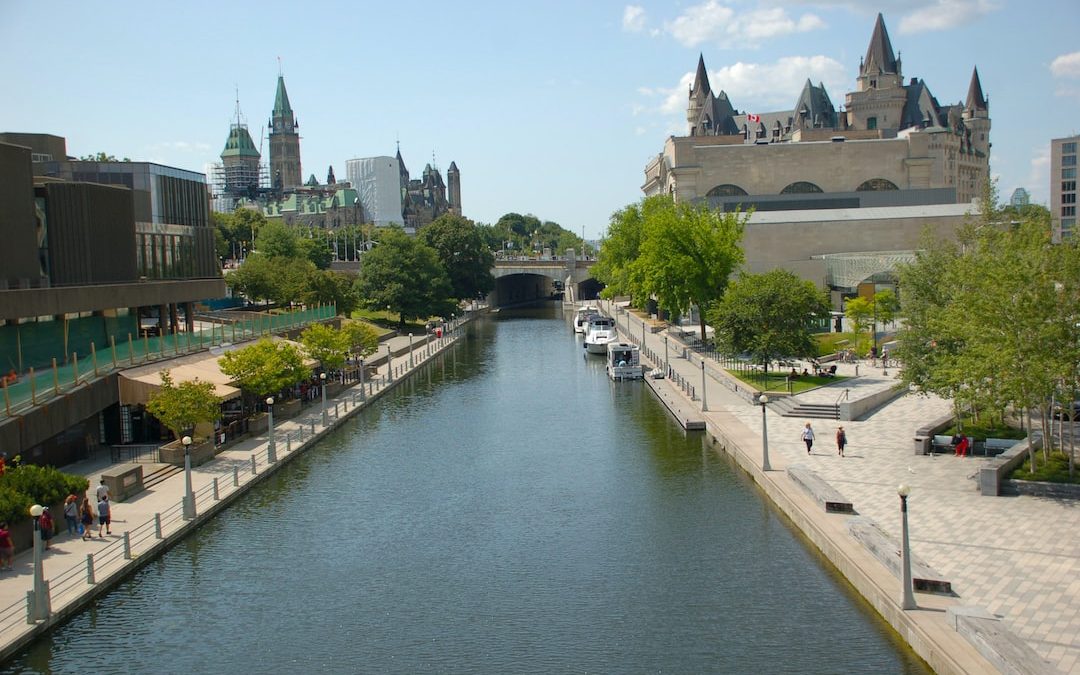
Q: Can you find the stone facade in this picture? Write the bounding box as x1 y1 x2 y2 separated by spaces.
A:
644 13 990 208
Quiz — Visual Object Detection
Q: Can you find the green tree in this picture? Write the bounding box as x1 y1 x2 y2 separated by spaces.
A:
299 323 351 371
420 214 495 300
638 195 747 341
225 254 278 306
341 320 381 358
355 228 455 329
255 219 300 259
304 269 358 315
218 339 311 409
298 236 333 269
593 200 647 301
79 152 130 162
270 258 317 307
144 370 222 440
843 296 874 351
708 270 829 372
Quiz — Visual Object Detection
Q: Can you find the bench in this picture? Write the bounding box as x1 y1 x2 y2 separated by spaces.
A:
787 466 855 514
932 434 954 454
847 517 953 595
981 438 1015 457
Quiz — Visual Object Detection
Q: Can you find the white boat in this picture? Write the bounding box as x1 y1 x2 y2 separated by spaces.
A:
584 316 618 354
573 305 599 334
607 342 643 380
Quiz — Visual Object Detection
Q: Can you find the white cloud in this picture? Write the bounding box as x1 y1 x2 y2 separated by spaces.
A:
896 0 1000 34
663 1 825 48
622 5 647 32
1050 51 1080 78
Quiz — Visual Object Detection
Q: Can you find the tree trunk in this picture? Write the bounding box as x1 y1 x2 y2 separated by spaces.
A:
1025 408 1037 472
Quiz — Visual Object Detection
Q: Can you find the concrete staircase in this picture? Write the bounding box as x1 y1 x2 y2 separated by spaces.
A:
768 396 839 420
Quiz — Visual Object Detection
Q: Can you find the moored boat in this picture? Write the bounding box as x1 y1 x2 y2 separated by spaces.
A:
573 304 599 334
607 342 643 380
584 316 618 354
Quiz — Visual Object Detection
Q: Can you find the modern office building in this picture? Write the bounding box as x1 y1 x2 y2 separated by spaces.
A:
0 135 225 465
1051 135 1078 242
1010 187 1031 208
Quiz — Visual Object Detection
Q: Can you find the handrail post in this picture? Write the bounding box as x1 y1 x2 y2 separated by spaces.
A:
233 466 239 487
251 455 257 475
154 513 162 539
212 477 219 500
86 554 96 585
123 532 132 560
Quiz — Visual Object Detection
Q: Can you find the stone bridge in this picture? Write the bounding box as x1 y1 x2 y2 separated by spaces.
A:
490 252 600 306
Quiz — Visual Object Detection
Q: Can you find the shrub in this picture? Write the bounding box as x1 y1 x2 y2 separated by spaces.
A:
0 466 89 524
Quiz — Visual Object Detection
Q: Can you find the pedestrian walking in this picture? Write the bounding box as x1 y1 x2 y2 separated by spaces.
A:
63 494 79 535
96 478 110 501
801 422 815 454
97 495 111 537
80 497 95 541
0 522 13 570
40 507 55 550
836 426 847 457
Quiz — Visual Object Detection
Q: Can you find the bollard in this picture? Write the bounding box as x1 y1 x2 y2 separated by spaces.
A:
310 419 316 434
335 402 340 418
123 532 131 560
251 455 257 474
212 477 219 501
154 513 162 539
233 466 239 487
287 435 292 453
86 554 96 585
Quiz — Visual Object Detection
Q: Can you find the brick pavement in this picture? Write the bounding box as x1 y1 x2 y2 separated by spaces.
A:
609 300 1079 675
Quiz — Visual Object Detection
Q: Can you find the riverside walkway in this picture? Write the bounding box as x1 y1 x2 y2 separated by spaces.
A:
0 318 471 662
600 299 1078 675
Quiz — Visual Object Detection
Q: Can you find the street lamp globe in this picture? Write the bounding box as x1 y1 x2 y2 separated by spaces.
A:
266 396 274 406
898 483 910 497
182 435 192 447
759 394 769 405
320 372 327 382
30 504 43 517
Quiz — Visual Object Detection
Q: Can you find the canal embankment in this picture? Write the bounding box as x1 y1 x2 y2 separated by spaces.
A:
0 311 481 663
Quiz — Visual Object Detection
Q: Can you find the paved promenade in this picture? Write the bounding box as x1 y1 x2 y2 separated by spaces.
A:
0 326 464 662
602 300 1079 675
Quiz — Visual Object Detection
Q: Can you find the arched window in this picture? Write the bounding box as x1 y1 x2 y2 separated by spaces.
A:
780 181 823 194
707 184 749 197
856 178 899 192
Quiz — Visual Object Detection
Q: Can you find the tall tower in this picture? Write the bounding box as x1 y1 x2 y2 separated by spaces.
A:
268 74 302 190
447 161 461 215
963 66 991 157
845 14 907 131
220 115 261 197
687 54 711 136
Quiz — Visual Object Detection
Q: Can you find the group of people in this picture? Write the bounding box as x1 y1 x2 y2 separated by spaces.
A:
0 480 114 572
800 422 849 457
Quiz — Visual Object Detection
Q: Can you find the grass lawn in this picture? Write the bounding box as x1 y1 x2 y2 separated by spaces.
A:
727 369 849 394
1008 451 1080 484
350 308 430 336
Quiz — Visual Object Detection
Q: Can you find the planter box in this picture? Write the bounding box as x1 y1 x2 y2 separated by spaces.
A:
325 382 344 399
159 438 216 468
247 413 269 435
277 398 302 420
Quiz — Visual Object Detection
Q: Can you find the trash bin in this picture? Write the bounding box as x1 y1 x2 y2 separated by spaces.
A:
914 435 930 455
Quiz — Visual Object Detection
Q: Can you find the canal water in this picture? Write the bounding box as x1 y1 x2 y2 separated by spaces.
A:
7 305 929 674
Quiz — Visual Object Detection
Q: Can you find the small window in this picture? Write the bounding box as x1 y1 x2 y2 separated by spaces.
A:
856 178 899 192
1064 142 1077 153
1064 155 1077 166
1065 168 1077 179
707 184 749 197
1063 181 1077 192
1064 194 1076 204
1064 206 1076 216
867 117 877 130
780 181 824 194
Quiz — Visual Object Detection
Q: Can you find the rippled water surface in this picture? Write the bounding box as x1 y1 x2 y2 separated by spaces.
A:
7 305 929 674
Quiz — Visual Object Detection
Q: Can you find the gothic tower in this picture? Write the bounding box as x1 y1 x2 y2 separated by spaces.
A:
963 66 991 158
687 54 711 136
447 161 461 216
268 75 302 190
845 14 907 132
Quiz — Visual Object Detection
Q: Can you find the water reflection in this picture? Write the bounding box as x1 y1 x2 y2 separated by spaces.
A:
6 303 928 674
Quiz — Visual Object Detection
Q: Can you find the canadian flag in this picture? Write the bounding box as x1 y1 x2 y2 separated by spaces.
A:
747 113 761 123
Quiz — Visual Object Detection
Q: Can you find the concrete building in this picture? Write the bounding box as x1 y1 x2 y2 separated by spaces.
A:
347 156 405 228
0 135 225 465
1051 135 1078 242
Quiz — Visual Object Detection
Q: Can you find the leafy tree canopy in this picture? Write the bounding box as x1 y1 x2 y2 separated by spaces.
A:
420 214 495 300
355 228 456 328
708 269 829 370
145 370 222 440
299 323 351 371
341 320 381 358
218 339 311 400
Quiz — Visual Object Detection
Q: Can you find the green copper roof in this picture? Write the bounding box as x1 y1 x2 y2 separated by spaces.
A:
221 124 261 159
274 75 293 116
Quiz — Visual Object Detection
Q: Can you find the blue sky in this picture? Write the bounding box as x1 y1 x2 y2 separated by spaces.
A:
2 0 1077 238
